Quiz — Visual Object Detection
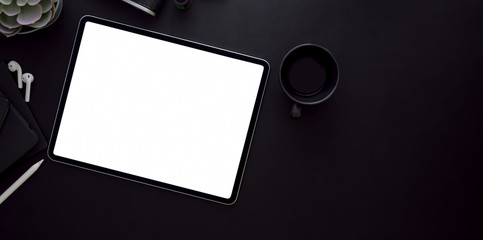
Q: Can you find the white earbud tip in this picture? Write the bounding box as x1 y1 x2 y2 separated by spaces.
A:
21 73 34 83
21 73 34 103
7 60 19 71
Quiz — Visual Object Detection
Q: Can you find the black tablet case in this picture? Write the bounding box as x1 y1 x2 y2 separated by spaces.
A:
0 61 47 159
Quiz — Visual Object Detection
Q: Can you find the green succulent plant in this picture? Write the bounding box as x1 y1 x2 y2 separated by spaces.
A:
0 0 61 37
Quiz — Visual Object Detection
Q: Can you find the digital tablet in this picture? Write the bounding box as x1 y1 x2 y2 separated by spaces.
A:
48 16 269 204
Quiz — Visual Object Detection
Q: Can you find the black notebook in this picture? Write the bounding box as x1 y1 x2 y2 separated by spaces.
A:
0 97 39 173
0 98 7 129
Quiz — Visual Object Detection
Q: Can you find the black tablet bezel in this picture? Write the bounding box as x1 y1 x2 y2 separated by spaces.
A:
48 15 269 205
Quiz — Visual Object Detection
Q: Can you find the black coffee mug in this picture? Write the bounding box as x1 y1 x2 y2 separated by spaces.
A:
280 44 339 118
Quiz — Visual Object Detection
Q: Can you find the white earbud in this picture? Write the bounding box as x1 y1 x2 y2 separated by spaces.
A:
21 73 34 102
7 60 23 89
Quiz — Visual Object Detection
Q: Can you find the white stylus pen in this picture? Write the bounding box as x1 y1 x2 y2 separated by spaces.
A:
0 159 44 205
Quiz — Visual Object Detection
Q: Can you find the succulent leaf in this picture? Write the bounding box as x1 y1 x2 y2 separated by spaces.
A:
27 0 41 5
0 0 13 5
16 0 29 6
2 3 21 16
0 22 15 33
0 13 21 28
17 4 42 25
38 0 53 13
0 23 21 36
29 8 51 28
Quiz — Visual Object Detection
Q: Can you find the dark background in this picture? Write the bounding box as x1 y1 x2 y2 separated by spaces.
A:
1 0 482 239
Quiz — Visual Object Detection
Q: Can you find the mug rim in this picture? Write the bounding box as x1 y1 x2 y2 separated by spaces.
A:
279 43 339 105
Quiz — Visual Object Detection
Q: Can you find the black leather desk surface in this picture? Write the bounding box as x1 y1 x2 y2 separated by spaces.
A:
0 1 482 239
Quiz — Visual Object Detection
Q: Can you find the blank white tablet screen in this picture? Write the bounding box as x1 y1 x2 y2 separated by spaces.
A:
53 22 265 199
